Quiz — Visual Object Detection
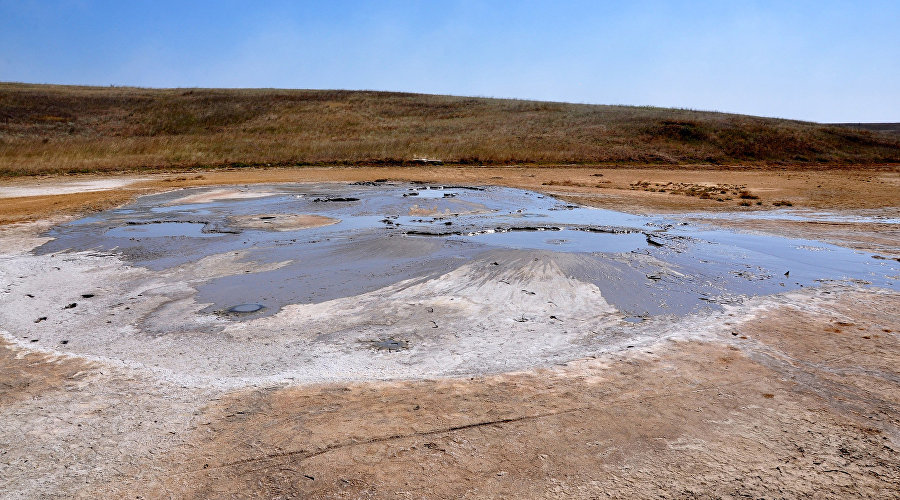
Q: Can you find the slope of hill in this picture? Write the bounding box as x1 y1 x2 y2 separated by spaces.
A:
1 83 898 176
832 122 900 137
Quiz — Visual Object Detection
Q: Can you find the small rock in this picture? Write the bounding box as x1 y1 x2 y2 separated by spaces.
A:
34 317 47 323
64 303 77 309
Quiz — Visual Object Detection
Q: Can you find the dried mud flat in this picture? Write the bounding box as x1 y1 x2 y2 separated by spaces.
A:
1 169 899 499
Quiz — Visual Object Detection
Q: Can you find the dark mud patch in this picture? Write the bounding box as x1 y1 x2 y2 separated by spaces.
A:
369 339 409 352
312 197 359 203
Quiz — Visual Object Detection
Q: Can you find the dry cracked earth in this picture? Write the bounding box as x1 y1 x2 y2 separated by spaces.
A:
0 168 899 499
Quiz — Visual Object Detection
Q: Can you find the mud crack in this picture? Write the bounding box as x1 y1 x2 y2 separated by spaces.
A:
202 406 589 473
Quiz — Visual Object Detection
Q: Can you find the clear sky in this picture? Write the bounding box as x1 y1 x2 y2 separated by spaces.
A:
1 0 898 122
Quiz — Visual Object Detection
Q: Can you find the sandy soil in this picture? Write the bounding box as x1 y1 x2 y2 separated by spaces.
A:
1 167 899 498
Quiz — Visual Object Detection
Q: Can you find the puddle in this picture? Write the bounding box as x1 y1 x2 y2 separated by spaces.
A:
106 222 222 239
227 304 266 314
458 228 648 253
674 209 900 225
36 183 899 321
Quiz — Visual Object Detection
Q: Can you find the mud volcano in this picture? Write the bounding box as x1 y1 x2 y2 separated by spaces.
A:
2 182 897 385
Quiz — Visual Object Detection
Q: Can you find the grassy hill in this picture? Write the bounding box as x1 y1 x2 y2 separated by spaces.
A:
1 83 898 176
831 123 900 137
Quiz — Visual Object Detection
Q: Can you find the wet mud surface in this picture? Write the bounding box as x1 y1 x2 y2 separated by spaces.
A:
34 182 898 321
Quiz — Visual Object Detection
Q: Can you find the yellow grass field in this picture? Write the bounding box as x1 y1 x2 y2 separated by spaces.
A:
2 83 899 176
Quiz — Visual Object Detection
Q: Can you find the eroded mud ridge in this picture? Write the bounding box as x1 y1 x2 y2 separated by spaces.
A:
2 182 898 384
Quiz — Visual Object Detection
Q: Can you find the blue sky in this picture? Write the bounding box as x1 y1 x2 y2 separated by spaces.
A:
1 0 898 122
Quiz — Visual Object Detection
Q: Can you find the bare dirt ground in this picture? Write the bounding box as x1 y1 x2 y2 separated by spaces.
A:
1 166 899 498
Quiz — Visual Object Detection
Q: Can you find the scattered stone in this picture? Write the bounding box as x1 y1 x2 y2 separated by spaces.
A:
34 316 47 323
81 293 95 298
349 180 387 186
64 303 77 309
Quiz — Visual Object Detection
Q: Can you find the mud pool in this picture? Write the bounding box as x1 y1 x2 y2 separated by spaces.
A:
36 182 898 318
2 182 897 383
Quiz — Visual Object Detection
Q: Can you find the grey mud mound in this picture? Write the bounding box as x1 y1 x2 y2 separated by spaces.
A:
1 182 897 385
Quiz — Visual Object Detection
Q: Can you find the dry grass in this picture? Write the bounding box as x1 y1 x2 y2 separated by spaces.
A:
1 83 899 177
